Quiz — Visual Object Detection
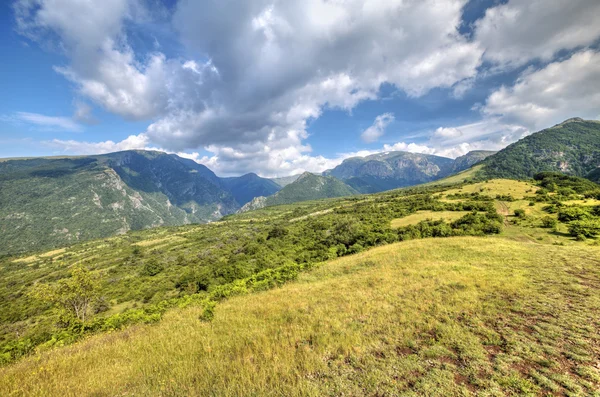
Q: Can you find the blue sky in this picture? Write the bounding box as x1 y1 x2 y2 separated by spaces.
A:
1 0 599 176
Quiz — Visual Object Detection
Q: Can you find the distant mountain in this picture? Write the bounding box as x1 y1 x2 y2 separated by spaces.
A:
324 151 455 193
450 150 496 173
0 150 238 255
480 118 600 180
270 174 301 188
240 172 357 211
221 173 281 205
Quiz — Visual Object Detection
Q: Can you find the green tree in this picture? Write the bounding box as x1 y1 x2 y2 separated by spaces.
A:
30 266 100 324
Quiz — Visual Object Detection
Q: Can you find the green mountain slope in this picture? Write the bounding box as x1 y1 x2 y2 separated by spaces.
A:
221 173 281 205
0 151 238 255
480 118 600 179
241 172 358 210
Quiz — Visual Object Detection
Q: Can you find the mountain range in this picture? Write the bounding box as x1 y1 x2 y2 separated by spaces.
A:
323 150 496 193
1 117 598 255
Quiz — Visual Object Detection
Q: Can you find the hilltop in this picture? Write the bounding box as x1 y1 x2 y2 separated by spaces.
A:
240 172 358 211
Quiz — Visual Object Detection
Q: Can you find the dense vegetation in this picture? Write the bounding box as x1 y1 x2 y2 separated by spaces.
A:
480 118 600 180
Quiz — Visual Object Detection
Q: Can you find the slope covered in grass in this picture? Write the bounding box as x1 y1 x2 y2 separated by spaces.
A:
1 236 599 396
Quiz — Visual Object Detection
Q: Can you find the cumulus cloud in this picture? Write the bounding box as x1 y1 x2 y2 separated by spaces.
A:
46 133 150 154
475 0 600 68
15 0 600 177
483 50 600 130
16 0 485 175
361 113 395 143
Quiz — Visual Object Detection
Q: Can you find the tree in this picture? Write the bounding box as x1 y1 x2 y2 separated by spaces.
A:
31 266 100 325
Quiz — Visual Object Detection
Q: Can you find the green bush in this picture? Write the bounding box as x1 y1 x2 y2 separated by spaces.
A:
558 207 590 222
541 216 558 229
514 209 526 218
141 259 164 277
568 219 600 238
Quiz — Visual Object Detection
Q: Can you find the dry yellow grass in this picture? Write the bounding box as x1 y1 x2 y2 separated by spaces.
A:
563 199 600 206
132 236 186 247
391 211 472 228
39 248 66 258
2 236 598 396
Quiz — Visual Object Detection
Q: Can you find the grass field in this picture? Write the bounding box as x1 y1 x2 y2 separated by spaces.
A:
443 179 538 199
391 211 472 228
1 236 599 396
422 165 483 187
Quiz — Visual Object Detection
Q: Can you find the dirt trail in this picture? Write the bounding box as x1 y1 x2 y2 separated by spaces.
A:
496 201 511 226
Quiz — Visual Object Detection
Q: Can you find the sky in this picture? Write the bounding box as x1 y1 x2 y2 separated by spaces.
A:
1 0 599 177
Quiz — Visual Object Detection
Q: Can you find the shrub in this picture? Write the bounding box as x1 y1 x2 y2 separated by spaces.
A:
541 216 558 229
267 225 288 240
514 209 526 218
199 301 216 322
558 207 590 222
568 219 600 238
141 259 164 277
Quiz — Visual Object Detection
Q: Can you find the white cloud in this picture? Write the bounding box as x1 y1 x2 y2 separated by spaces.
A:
483 50 600 130
434 127 463 138
361 113 395 143
16 0 484 176
46 133 150 154
15 0 600 178
12 112 83 132
475 0 600 68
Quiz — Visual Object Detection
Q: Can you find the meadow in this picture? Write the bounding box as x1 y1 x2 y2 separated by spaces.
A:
1 236 599 396
1 172 599 396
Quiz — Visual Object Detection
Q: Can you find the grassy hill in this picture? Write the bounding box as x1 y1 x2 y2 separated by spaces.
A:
480 118 600 180
241 172 358 211
1 173 599 395
1 235 599 395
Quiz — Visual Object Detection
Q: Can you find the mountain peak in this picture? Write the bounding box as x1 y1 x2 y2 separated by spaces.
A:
297 171 315 180
555 117 585 126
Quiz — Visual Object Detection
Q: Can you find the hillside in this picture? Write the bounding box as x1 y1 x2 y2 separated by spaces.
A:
480 118 600 180
1 174 599 395
241 172 358 211
0 151 238 256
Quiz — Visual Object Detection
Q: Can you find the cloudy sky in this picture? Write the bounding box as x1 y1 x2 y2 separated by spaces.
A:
1 0 599 177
